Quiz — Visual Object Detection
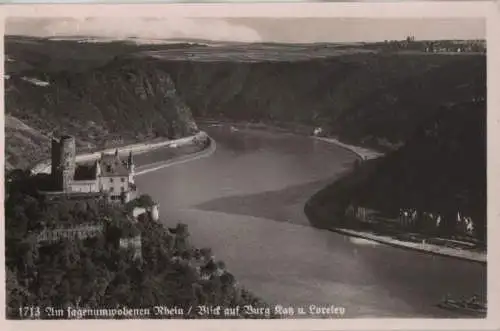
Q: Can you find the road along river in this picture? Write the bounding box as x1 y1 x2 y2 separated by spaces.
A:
133 124 486 318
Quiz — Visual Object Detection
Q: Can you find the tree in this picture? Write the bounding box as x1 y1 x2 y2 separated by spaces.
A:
5 181 269 319
6 268 30 319
137 194 155 207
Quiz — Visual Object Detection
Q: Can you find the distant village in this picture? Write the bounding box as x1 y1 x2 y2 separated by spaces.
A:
374 37 486 54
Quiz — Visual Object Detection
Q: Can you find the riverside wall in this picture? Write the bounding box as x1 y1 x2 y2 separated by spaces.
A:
31 131 208 175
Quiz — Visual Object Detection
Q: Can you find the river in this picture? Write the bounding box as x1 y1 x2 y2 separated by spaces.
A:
133 124 486 318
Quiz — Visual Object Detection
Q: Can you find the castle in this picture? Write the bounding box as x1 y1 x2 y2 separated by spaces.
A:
50 135 137 204
33 135 162 261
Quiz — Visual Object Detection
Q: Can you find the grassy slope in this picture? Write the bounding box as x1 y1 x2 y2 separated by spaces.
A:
4 115 51 170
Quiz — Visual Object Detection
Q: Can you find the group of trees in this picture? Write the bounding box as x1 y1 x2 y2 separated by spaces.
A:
5 174 269 319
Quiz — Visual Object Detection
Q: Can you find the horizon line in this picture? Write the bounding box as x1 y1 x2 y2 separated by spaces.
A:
4 34 487 44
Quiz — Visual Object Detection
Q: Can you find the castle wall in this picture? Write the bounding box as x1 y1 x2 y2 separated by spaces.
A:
132 207 147 219
132 204 160 221
50 135 136 203
100 176 130 194
119 235 142 260
37 223 104 244
71 180 99 193
150 204 160 221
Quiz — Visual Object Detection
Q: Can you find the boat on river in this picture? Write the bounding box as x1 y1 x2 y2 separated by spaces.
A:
437 295 487 315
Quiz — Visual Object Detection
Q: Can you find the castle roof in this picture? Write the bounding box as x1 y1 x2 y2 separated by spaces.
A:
74 162 98 180
99 152 130 177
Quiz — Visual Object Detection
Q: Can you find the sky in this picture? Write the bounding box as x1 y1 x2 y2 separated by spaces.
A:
6 17 485 43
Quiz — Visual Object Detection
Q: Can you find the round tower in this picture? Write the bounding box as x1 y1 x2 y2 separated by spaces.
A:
52 135 76 191
51 138 61 178
149 204 160 222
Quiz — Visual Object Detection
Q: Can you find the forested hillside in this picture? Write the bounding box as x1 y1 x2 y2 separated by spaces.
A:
5 37 486 169
162 52 485 150
5 37 198 170
5 174 269 319
305 100 486 243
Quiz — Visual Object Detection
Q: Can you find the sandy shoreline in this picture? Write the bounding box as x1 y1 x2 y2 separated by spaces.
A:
313 136 384 161
199 119 384 161
313 137 485 263
31 122 484 264
226 120 486 264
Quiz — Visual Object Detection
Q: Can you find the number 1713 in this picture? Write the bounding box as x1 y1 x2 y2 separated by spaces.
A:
19 306 41 319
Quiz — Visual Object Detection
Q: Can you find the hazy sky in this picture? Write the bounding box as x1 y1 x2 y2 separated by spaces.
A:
6 17 485 43
1 0 483 2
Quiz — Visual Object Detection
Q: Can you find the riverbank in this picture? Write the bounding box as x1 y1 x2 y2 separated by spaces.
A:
198 119 384 161
313 136 383 161
220 118 486 264
135 136 216 176
133 122 486 317
329 227 486 264
30 131 208 175
304 139 486 264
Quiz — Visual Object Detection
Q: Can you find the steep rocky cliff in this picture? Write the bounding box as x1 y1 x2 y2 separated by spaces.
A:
5 37 486 173
5 39 198 170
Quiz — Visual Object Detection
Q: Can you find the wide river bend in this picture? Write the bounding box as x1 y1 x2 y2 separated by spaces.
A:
133 124 486 318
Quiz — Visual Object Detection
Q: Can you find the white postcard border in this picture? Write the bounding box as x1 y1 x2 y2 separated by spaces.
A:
0 2 498 331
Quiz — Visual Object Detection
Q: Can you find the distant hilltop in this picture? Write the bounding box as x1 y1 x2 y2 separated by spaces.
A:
4 36 486 171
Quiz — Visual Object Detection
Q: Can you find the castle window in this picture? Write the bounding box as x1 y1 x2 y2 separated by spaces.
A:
110 187 114 192
121 178 125 183
110 178 114 183
121 186 125 192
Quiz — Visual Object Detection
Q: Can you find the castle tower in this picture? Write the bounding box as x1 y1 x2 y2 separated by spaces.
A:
148 204 160 222
51 135 76 192
51 138 60 177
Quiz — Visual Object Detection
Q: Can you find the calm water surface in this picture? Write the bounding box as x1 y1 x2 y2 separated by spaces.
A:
134 125 486 318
